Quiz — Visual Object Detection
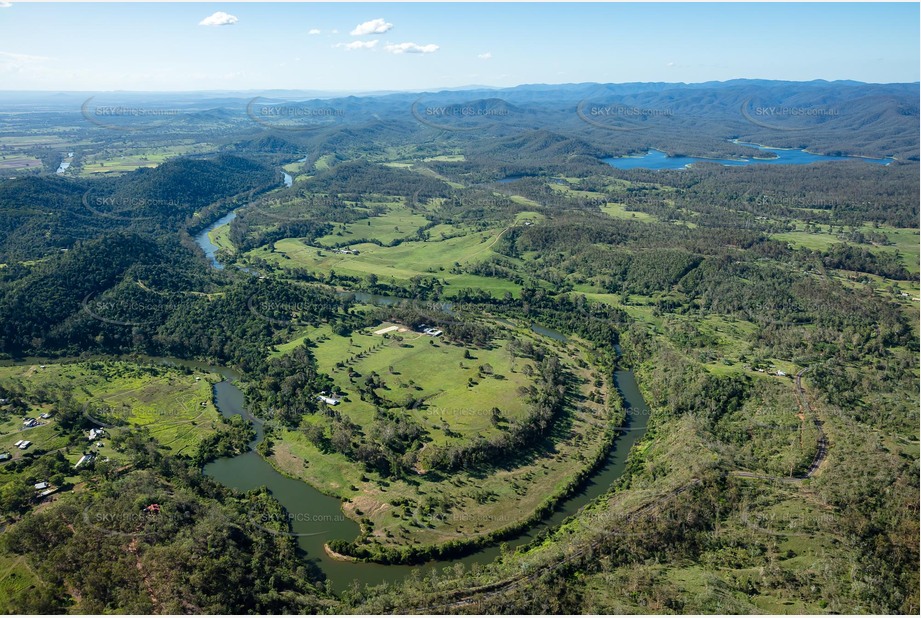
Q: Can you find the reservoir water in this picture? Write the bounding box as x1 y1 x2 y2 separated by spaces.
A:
604 141 893 170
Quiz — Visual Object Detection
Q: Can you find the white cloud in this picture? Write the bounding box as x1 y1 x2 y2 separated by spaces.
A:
477 52 492 60
350 18 392 36
337 40 379 51
308 28 321 35
331 29 339 34
0 51 51 72
0 2 13 8
385 42 439 55
199 11 238 27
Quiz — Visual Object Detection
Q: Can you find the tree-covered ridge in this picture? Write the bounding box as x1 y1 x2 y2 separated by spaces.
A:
0 79 916 613
0 154 275 262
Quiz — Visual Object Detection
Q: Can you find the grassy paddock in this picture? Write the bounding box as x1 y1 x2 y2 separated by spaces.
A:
267 318 616 550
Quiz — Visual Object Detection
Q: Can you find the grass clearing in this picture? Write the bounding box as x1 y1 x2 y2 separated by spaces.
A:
267 318 616 550
252 228 522 298
601 202 657 222
0 361 224 457
315 201 430 247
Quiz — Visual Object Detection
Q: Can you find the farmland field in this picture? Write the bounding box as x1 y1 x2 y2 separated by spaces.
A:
0 361 224 459
265 316 619 551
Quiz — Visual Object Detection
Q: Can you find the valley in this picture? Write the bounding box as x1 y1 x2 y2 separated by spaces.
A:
0 77 917 614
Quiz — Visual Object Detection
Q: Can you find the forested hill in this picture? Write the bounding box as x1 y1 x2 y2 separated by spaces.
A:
292 80 921 161
0 154 275 261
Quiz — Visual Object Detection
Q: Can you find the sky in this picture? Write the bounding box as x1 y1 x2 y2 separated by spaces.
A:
0 2 918 92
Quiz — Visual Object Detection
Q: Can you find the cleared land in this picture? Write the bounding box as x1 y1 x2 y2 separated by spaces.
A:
251 230 522 297
267 318 617 551
0 361 223 461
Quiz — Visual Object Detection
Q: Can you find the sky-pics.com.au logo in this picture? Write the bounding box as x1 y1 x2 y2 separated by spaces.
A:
82 504 196 538
411 98 513 132
247 295 318 327
432 510 518 526
81 287 178 328
81 395 204 428
749 193 839 209
613 403 653 432
739 508 836 538
582 505 707 539
82 401 126 429
583 503 835 543
246 97 345 132
411 188 516 213
740 98 840 132
577 100 674 132
81 97 185 131
82 188 183 222
247 509 347 538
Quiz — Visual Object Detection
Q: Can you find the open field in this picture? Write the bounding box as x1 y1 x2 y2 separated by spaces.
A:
251 229 523 298
600 201 657 222
208 222 235 254
79 154 169 174
77 144 214 176
772 222 920 273
266 317 617 550
0 554 39 613
314 200 431 247
311 322 534 443
0 361 224 458
0 156 42 171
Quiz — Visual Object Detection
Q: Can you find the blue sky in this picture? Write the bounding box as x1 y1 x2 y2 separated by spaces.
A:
0 3 917 91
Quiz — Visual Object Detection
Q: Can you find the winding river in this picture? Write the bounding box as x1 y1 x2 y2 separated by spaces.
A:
189 184 652 591
200 363 649 591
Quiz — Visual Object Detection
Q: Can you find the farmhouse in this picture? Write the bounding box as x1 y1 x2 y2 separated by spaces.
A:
317 395 341 406
88 428 105 441
18 440 31 450
0 452 11 462
34 481 49 491
39 412 52 419
23 418 37 427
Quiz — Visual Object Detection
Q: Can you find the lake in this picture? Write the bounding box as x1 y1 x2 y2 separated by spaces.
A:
604 141 893 170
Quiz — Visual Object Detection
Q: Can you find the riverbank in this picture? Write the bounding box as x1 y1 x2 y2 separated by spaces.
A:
306 369 641 566
324 543 361 563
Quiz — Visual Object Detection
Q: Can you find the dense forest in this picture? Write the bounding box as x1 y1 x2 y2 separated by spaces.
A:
0 79 917 614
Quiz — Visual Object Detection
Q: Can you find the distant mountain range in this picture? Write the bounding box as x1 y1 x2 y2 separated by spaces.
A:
1 80 917 160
